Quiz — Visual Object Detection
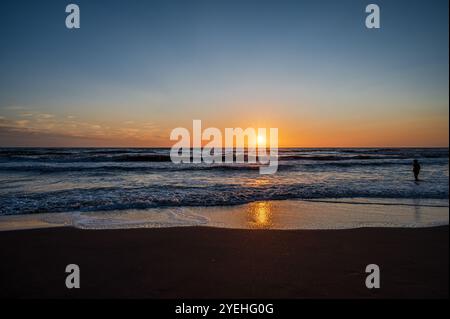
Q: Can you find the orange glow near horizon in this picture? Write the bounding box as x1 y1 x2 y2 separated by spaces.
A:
0 109 448 147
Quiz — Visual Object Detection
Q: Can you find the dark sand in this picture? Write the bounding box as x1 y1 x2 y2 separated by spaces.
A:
0 226 448 298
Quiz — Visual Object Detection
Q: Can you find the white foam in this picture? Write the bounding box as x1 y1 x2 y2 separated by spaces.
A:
0 198 448 231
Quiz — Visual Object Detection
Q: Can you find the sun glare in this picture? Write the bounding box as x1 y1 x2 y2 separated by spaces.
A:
257 134 266 147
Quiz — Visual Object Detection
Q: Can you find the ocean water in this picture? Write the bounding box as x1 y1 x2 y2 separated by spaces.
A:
0 148 448 216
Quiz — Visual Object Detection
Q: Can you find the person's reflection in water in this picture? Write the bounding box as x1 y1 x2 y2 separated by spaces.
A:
413 159 421 181
413 198 422 223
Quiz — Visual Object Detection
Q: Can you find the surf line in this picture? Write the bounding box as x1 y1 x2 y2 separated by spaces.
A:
170 119 279 174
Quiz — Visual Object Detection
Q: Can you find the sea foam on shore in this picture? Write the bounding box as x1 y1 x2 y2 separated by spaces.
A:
0 198 448 231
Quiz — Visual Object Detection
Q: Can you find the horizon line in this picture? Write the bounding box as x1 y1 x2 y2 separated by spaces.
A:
0 145 448 149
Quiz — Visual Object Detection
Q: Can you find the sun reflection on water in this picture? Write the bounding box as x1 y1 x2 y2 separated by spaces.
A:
247 201 273 229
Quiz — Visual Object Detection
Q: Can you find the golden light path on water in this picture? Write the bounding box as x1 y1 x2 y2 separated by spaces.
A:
247 202 273 229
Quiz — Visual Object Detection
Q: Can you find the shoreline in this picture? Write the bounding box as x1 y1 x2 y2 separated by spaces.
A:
0 225 447 298
0 198 448 231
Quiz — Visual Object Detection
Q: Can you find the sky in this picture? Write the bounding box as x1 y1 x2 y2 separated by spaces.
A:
0 0 448 147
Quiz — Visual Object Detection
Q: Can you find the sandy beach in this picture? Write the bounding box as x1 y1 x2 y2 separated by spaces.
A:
0 225 447 299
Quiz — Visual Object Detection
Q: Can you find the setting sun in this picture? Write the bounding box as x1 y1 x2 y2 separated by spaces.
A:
257 134 266 147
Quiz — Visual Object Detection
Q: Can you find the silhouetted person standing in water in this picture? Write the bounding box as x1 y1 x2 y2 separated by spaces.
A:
413 159 421 181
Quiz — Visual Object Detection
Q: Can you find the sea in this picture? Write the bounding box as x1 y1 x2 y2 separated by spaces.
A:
0 148 448 218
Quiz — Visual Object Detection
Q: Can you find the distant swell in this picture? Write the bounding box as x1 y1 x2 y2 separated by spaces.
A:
1 148 448 163
1 160 445 174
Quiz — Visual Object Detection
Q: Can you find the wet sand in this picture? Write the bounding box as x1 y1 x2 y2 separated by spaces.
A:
0 226 447 298
0 198 448 231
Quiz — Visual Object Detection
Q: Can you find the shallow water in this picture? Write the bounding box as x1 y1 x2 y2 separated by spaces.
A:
0 198 448 231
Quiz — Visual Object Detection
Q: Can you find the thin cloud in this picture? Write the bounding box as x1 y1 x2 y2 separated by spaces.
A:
37 113 55 119
15 120 30 127
20 112 34 117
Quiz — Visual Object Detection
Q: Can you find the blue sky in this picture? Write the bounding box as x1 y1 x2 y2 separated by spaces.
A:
0 0 448 146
